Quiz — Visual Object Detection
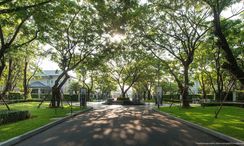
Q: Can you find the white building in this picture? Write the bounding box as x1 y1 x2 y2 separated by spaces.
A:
29 70 73 98
190 80 200 94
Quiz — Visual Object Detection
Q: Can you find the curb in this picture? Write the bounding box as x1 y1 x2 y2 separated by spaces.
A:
0 107 93 146
152 109 244 146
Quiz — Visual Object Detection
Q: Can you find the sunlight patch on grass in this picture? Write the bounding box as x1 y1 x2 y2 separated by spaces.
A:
0 102 86 142
159 106 244 141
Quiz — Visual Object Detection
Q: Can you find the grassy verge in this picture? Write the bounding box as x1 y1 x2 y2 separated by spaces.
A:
0 102 86 142
158 106 244 141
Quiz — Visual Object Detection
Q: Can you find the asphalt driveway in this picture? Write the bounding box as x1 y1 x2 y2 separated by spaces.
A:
15 104 226 146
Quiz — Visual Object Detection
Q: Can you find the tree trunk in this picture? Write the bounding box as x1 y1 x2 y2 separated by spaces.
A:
215 46 224 101
0 95 10 110
147 90 151 100
2 58 13 96
213 8 244 85
121 91 126 98
51 86 61 107
0 58 5 78
51 71 69 108
201 75 207 99
143 91 146 100
23 60 28 99
182 64 190 108
87 89 90 101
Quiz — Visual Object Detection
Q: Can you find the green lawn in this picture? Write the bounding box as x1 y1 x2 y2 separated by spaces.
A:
0 102 86 142
158 106 244 141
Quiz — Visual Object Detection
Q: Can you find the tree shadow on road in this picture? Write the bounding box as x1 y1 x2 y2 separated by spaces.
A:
22 106 226 146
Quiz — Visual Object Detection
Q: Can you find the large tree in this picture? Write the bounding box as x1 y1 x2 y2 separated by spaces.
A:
141 1 210 107
0 0 52 77
202 0 244 85
39 1 104 107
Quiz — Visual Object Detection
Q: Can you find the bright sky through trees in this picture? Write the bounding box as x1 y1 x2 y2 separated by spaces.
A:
39 1 243 70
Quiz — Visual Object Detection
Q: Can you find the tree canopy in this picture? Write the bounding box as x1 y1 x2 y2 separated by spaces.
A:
0 0 243 108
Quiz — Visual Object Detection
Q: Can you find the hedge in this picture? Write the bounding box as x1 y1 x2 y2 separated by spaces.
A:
215 92 233 101
0 110 31 125
8 92 23 100
237 92 244 101
63 94 79 101
104 99 144 105
201 102 244 108
117 97 130 101
31 94 52 100
161 94 214 100
31 94 79 101
31 94 39 99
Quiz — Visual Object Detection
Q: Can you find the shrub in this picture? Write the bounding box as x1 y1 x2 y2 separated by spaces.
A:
117 97 130 101
31 94 39 99
144 98 155 103
163 95 180 100
162 94 214 101
63 94 79 101
201 102 244 108
31 94 52 100
237 92 244 101
8 92 23 100
205 94 214 100
188 94 201 99
105 98 114 105
215 92 233 101
0 110 31 125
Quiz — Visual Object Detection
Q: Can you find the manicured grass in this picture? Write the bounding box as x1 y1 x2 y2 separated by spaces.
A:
158 106 244 141
0 102 86 142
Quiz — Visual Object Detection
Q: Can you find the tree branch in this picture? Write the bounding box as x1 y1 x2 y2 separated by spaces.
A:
0 0 52 14
0 25 4 47
7 16 30 47
13 30 39 49
0 0 13 6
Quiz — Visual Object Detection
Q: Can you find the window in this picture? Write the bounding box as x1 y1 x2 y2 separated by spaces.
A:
31 89 38 94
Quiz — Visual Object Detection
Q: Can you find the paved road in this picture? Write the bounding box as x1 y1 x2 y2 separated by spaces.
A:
15 104 226 146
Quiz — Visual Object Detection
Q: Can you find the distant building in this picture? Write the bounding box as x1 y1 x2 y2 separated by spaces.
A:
29 70 73 98
190 80 200 94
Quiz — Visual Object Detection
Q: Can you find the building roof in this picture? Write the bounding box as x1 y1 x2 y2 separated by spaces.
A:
34 70 77 80
37 70 62 77
29 81 51 88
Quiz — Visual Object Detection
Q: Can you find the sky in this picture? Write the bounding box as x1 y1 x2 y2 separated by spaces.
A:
39 1 244 71
39 57 59 70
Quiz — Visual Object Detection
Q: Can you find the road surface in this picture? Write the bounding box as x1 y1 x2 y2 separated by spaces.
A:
15 103 226 146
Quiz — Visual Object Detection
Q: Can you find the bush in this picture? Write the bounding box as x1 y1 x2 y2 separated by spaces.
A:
31 94 39 99
8 92 23 100
163 94 180 100
31 94 78 101
205 94 214 100
144 98 155 103
162 94 214 101
215 92 233 101
105 98 114 105
201 102 244 108
188 94 201 99
117 97 130 101
0 110 31 125
237 92 244 101
31 94 52 100
63 94 78 101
